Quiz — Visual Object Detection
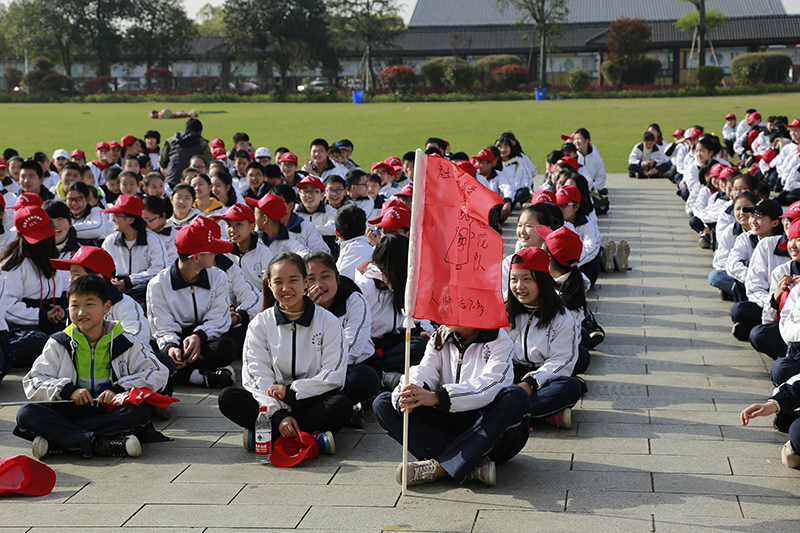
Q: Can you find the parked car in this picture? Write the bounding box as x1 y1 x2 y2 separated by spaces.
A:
297 80 327 92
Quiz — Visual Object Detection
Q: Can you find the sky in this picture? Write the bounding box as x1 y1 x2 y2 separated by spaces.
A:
183 0 419 22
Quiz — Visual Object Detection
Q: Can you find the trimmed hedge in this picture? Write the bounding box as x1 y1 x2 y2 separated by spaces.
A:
420 57 467 87
731 52 792 84
601 56 662 85
696 66 725 92
474 55 522 88
566 69 591 92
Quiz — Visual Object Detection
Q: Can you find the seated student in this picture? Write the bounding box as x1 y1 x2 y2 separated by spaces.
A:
209 167 239 208
142 172 167 200
335 204 373 280
0 272 9 383
101 166 122 205
538 224 602 355
191 173 225 216
264 163 285 189
496 133 533 207
43 201 80 277
555 185 604 285
247 193 311 256
227 132 251 161
504 204 554 295
385 155 410 189
345 169 377 219
741 374 800 470
168 183 203 227
401 151 414 180
231 150 251 188
50 161 82 201
748 217 800 360
100 195 167 306
366 172 386 214
572 128 606 192
694 165 735 249
218 252 350 454
222 203 274 289
255 147 271 167
302 138 347 181
14 274 167 459
19 159 55 202
147 222 237 388
66 182 113 246
372 322 529 487
710 192 758 300
371 161 396 197
506 247 584 428
271 183 327 254
722 113 738 156
0 195 13 251
121 154 141 177
144 130 161 171
118 170 141 199
241 161 271 200
1 206 67 372
355 233 432 390
305 252 380 425
278 151 305 188
323 175 349 210
88 142 115 186
367 202 411 246
628 131 670 179
473 148 512 233
142 196 178 266
295 176 337 254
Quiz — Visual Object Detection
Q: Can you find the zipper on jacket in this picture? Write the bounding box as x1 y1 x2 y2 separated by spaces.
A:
190 286 199 324
524 314 534 363
291 323 297 381
90 343 96 393
128 244 134 278
455 352 464 383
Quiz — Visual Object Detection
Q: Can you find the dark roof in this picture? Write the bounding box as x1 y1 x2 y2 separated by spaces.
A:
393 15 800 55
185 36 229 56
409 0 786 27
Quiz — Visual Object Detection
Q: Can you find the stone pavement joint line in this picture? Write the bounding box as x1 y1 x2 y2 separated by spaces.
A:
0 174 799 531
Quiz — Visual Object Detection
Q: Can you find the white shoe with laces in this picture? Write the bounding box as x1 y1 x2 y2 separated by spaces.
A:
396 459 440 486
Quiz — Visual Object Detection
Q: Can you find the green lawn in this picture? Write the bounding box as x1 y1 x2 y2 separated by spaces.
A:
2 93 796 174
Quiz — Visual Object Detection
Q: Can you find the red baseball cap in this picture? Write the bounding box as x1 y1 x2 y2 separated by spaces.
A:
51 245 116 278
536 225 583 267
475 149 495 162
245 193 286 221
296 176 325 191
555 185 581 206
718 166 736 180
789 118 800 129
560 133 574 142
725 113 736 120
222 203 255 223
175 223 233 255
780 201 800 220
0 455 56 496
212 147 227 159
684 128 702 140
747 129 760 146
371 161 392 173
70 149 86 159
532 189 557 205
760 148 777 165
11 193 44 210
779 218 800 249
120 134 137 147
455 160 477 174
709 163 725 178
108 140 121 150
672 128 685 137
210 138 225 149
556 156 579 172
384 156 403 173
395 183 413 198
191 214 223 239
279 152 298 164
747 112 762 125
14 206 54 244
0 158 7 168
368 199 407 225
375 206 411 232
0 195 4 209
510 246 551 274
96 142 110 151
102 195 145 217
270 431 320 468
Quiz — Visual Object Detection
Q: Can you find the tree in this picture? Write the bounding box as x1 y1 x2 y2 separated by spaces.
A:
328 0 406 88
38 0 83 77
69 0 134 77
126 0 197 79
675 2 726 68
495 0 569 85
605 17 651 74
224 0 333 90
196 3 226 37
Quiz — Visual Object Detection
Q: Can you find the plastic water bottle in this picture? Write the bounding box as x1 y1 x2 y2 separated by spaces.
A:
255 405 272 465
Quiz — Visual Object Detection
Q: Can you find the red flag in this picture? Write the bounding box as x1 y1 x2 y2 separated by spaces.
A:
406 153 510 329
109 387 180 409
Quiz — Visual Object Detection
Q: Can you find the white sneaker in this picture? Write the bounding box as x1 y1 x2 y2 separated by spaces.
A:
603 241 616 273
466 457 496 486
396 459 440 486
782 440 800 469
615 240 630 271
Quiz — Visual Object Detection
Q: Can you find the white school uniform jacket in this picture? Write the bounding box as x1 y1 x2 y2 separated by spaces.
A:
723 122 738 142
779 282 800 343
2 258 67 327
713 220 743 271
213 255 261 323
295 202 337 237
309 158 347 181
336 235 373 281
351 196 379 220
765 260 800 324
167 207 204 228
503 155 533 192
480 168 513 202
668 142 688 176
0 226 15 252
571 211 601 266
726 231 759 283
23 320 167 402
392 327 514 413
147 263 232 351
0 272 8 332
101 229 167 287
241 298 347 418
628 143 668 166
327 277 375 365
259 225 311 257
285 212 328 254
506 309 581 388
152 225 178 266
107 286 150 343
72 206 114 242
519 153 538 185
745 234 791 314
87 161 117 186
225 234 274 291
577 145 606 190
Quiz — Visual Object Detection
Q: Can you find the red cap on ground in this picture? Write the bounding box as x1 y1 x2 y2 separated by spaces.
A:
51 246 116 278
0 455 56 496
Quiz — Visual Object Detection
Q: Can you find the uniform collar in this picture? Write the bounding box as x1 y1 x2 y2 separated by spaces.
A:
273 296 315 327
169 261 211 290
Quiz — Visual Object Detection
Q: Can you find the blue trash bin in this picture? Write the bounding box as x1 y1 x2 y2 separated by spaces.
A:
352 90 364 104
535 88 547 101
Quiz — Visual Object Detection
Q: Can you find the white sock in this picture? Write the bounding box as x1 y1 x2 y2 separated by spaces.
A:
188 369 203 385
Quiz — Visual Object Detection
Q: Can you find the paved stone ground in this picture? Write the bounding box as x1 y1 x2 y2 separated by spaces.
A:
1 173 799 531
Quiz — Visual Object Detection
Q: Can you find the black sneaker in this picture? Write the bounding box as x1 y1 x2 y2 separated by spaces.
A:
346 403 365 429
381 371 402 391
94 435 142 457
200 366 235 388
731 322 750 341
574 376 588 395
582 315 605 348
774 409 800 433
32 436 66 460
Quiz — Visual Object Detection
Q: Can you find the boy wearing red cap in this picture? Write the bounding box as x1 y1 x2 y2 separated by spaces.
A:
88 142 117 186
295 176 338 253
474 148 512 233
247 193 311 257
723 113 738 157
147 222 238 388
15 274 168 459
278 151 305 188
223 203 274 289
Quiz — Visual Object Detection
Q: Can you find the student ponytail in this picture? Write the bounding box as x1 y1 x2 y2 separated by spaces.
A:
557 265 587 312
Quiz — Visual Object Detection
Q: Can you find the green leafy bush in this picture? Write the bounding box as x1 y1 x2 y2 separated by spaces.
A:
443 63 476 91
696 66 725 91
378 64 418 93
474 55 521 88
21 57 74 94
421 57 467 87
491 64 529 90
566 69 592 92
601 56 662 85
5 67 23 89
731 52 791 84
